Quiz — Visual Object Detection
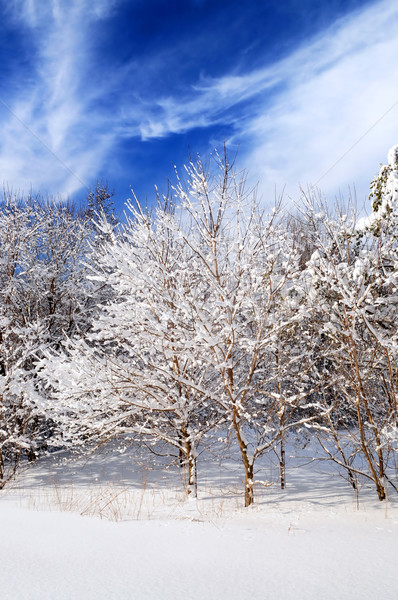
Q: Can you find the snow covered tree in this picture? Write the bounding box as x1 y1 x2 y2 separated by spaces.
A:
41 196 223 497
368 145 398 227
169 151 320 504
37 146 398 504
43 150 326 505
358 145 398 474
0 194 94 487
302 172 398 500
0 196 43 486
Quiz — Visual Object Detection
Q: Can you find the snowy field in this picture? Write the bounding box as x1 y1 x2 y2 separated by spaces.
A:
1 443 398 600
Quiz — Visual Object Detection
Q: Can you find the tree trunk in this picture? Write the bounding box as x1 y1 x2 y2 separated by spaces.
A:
187 452 198 498
232 410 255 507
349 341 387 501
244 462 254 507
180 430 198 498
279 434 286 490
374 474 386 501
0 449 3 488
27 448 37 463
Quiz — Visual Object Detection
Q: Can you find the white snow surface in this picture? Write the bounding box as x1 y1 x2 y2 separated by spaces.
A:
1 443 398 600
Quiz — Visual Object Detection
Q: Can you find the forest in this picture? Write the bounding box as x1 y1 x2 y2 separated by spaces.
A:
1 146 398 507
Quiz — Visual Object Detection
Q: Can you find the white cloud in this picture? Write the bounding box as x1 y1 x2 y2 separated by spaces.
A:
236 0 398 207
132 0 398 208
0 0 121 196
0 0 397 205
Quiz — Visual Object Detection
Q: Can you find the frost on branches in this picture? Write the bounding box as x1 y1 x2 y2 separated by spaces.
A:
43 151 321 505
301 147 398 500
171 152 321 505
0 195 95 488
3 147 398 506
42 196 220 498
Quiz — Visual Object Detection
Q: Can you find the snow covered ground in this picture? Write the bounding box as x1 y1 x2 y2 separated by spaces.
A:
1 443 398 600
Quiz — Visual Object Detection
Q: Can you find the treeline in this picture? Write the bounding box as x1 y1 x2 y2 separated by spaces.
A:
1 149 398 506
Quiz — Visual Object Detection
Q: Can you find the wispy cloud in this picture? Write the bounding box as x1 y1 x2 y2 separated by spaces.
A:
0 0 121 195
237 0 398 206
0 0 397 205
131 0 398 205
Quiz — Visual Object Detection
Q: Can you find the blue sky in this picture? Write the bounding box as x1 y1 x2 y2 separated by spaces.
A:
0 0 397 213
